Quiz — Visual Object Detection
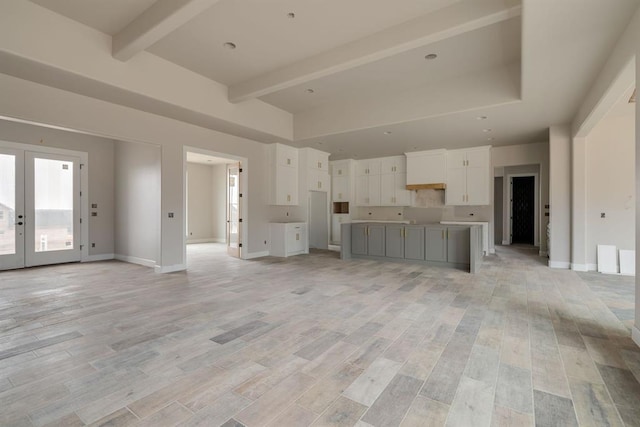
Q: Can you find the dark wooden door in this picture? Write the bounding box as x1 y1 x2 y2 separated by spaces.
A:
511 176 535 244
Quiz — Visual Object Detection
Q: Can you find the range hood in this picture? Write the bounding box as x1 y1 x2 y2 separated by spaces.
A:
406 183 446 190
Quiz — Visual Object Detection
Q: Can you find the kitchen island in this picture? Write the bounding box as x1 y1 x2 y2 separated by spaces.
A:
340 222 483 273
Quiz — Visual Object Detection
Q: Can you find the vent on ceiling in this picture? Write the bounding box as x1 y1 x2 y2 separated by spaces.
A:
630 89 636 103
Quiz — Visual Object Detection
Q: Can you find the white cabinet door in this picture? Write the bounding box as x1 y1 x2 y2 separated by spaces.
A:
368 174 381 206
276 165 298 205
308 169 329 192
287 224 306 253
465 148 489 168
380 173 395 205
447 150 466 169
356 175 369 206
276 145 298 168
466 166 489 205
396 173 410 206
380 156 405 174
331 161 349 177
331 214 348 243
446 167 466 205
332 175 348 201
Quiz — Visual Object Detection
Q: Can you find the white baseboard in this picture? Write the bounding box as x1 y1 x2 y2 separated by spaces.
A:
632 326 640 348
83 253 114 262
549 260 570 269
571 263 589 272
501 240 510 245
244 251 269 260
587 263 597 272
115 254 156 268
187 238 224 244
154 263 186 273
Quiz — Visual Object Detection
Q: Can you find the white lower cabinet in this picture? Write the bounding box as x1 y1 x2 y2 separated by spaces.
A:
269 222 308 257
331 214 350 244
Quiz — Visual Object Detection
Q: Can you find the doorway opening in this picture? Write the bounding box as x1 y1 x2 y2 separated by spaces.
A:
510 175 536 245
0 141 88 270
183 147 248 266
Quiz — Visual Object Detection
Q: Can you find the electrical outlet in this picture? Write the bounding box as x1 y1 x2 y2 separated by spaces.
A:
168 212 174 218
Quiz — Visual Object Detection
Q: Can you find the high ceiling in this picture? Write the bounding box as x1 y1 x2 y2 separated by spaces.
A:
22 0 640 159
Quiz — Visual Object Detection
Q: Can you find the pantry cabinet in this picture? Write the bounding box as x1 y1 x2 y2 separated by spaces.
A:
445 146 490 206
267 143 298 205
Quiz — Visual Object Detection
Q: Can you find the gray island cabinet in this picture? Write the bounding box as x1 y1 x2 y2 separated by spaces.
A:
341 222 482 273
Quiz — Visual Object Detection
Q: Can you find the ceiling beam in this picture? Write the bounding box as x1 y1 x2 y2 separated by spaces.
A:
113 0 221 61
229 0 521 103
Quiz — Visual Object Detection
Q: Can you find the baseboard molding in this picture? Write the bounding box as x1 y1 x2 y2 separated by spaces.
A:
244 251 269 260
549 260 570 269
115 254 155 268
154 263 186 274
501 240 510 245
587 263 597 272
187 238 224 244
83 253 114 262
633 326 640 348
571 263 589 272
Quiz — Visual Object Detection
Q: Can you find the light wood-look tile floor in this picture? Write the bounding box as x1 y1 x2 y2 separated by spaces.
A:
1 243 639 427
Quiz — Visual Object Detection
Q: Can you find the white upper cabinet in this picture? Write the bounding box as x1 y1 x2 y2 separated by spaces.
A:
330 159 355 202
445 146 491 206
300 147 330 193
405 149 446 187
267 143 299 205
356 156 409 206
330 160 351 177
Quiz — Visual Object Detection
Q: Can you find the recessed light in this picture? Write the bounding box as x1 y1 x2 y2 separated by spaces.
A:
477 115 488 120
305 88 315 94
383 131 392 135
482 128 492 133
223 42 236 50
287 12 296 18
424 53 438 60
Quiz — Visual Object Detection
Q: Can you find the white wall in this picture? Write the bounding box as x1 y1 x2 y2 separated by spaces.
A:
549 126 572 268
114 141 160 266
187 163 214 242
586 113 635 268
0 119 115 257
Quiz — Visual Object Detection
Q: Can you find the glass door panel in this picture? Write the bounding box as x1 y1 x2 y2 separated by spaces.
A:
227 163 241 258
0 148 24 270
25 152 81 267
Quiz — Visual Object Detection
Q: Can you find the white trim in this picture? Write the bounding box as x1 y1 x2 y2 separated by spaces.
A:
539 250 548 257
632 326 640 348
571 263 589 272
245 251 269 259
115 254 155 268
549 260 570 269
186 238 224 244
587 263 597 271
154 263 186 273
501 240 510 245
83 253 114 262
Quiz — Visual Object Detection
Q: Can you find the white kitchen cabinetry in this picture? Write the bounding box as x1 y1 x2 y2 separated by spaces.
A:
356 157 409 206
331 214 349 244
269 222 308 257
445 146 491 206
300 148 330 192
405 149 447 187
267 143 298 205
356 159 381 206
330 159 355 202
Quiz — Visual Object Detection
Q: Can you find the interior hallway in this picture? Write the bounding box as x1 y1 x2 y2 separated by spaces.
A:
0 245 639 426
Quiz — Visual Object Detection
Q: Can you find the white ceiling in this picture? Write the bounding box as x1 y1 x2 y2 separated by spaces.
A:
22 0 640 160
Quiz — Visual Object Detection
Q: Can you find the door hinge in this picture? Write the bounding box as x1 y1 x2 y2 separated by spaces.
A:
239 168 243 173
239 218 243 223
80 244 84 250
239 193 243 197
80 164 84 169
80 191 82 197
80 218 82 223
239 243 242 248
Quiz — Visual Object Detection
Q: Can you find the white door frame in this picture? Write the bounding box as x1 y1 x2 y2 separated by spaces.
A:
506 172 539 246
0 140 89 264
182 146 249 261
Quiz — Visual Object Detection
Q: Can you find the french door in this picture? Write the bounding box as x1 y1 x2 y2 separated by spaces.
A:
0 148 81 270
226 162 241 258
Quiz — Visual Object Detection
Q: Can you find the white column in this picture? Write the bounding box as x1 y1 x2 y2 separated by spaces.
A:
571 136 588 271
548 125 572 268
